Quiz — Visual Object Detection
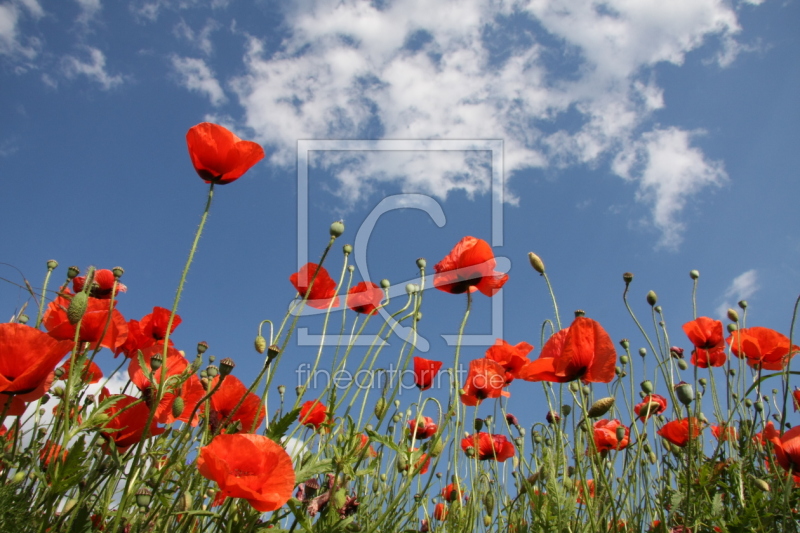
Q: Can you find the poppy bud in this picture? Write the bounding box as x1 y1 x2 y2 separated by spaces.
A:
727 323 738 333
654 305 662 314
546 411 561 424
330 220 345 238
392 414 401 423
347 265 355 273
646 291 657 306
689 269 700 280
464 447 475 458
200 377 210 390
699 378 707 387
641 380 653 393
171 397 185 419
277 385 285 396
639 348 647 357
343 244 353 255
429 436 445 457
178 492 192 512
744 398 752 408
670 347 684 358
12 471 26 484
620 339 630 350
416 258 427 269
208 355 216 363
254 335 267 354
569 382 580 393
396 453 408 472
150 353 163 371
474 418 484 431
112 266 124 279
623 272 634 284
674 383 694 406
67 266 80 279
219 358 235 376
405 283 417 295
483 515 492 528
677 359 688 370
754 401 764 412
527 252 545 274
561 404 572 416
753 478 770 492
54 367 65 379
136 489 152 508
738 300 748 309
51 385 65 397
727 308 739 322
206 365 219 378
649 452 657 464
620 355 628 365
588 397 614 418
41 394 50 405
47 259 59 271
616 426 626 442
380 279 390 289
374 398 388 419
267 345 281 360
614 366 621 376
67 292 88 325
505 413 519 426
197 341 209 355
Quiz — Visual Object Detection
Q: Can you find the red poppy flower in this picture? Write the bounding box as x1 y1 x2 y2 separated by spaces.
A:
591 419 630 455
711 424 737 442
441 483 464 502
413 357 443 391
72 269 126 299
577 479 595 504
434 502 447 521
519 316 616 383
754 421 779 447
59 358 103 384
39 440 67 469
44 295 128 351
408 448 431 475
1 372 55 417
299 400 329 430
356 434 378 458
139 307 181 343
100 394 164 452
290 263 340 309
485 339 534 383
129 344 203 426
186 122 265 185
657 418 702 448
205 375 265 434
683 317 726 368
460 358 509 406
794 389 800 412
0 323 73 396
727 327 800 371
408 416 438 439
347 281 383 315
762 424 800 486
197 433 295 512
433 236 508 296
461 432 515 461
634 394 667 421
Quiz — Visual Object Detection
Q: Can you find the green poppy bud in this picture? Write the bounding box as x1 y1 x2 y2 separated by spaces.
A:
641 380 653 393
330 220 345 238
254 335 267 354
689 270 699 280
675 383 694 406
588 397 615 418
727 308 739 322
646 290 657 306
380 279 390 289
527 252 545 274
416 258 426 269
677 359 688 371
67 292 88 325
172 397 185 419
343 244 353 255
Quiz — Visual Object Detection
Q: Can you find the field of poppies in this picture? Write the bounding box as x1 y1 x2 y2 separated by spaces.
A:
1 122 799 533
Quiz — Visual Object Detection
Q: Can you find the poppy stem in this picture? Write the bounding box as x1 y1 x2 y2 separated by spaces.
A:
542 272 562 330
779 292 800 438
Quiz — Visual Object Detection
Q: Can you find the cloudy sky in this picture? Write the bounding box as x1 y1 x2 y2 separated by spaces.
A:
1 0 798 426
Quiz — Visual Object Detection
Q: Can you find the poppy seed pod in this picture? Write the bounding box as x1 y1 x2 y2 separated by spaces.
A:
646 291 658 306
675 383 694 406
136 489 152 508
587 397 615 418
17 314 28 324
254 335 267 354
416 258 426 269
206 365 219 378
267 345 281 359
623 272 633 284
67 266 80 279
47 259 58 271
561 404 572 416
727 323 738 333
380 279 390 289
150 353 163 371
197 341 209 355
112 266 124 279
343 244 353 255
527 252 545 274
277 385 285 395
690 270 700 280
330 220 345 238
220 358 235 376
67 292 88 325
641 380 654 393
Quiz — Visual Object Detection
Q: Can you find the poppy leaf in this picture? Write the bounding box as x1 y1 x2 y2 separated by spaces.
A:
365 429 403 453
287 498 316 533
66 503 91 533
51 438 89 495
266 406 302 443
293 458 336 482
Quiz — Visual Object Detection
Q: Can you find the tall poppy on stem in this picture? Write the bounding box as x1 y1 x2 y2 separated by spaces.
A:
461 432 515 461
347 281 383 315
408 416 438 439
762 424 800 486
657 418 702 448
290 263 340 309
73 269 126 299
44 295 128 352
186 122 265 185
519 316 616 383
299 400 329 430
634 394 667 421
591 419 630 455
413 357 443 391
205 375 265 434
682 317 726 368
100 395 164 453
460 358 509 406
197 433 295 512
485 339 534 383
433 236 508 296
726 327 800 371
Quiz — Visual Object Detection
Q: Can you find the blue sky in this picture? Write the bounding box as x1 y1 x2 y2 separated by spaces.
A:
1 0 799 428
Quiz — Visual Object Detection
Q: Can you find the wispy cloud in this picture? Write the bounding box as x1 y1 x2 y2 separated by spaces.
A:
0 0 43 62
173 18 219 56
62 46 124 89
715 269 759 319
74 0 101 26
230 0 754 246
171 55 226 106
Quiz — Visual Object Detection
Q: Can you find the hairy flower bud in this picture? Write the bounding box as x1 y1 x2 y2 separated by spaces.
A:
67 292 88 325
674 383 694 406
254 335 267 354
374 397 388 419
727 308 739 322
527 252 545 274
646 290 657 306
641 380 654 393
587 397 615 418
172 397 185 419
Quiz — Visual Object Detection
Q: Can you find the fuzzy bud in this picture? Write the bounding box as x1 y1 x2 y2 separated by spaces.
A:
641 380 654 393
646 290 658 306
171 397 185 419
67 292 88 325
675 383 694 406
689 270 700 280
330 220 345 238
374 398 388 419
483 515 492 528
620 355 629 365
527 252 545 274
738 300 748 310
727 308 739 322
727 323 738 333
254 335 267 354
588 397 615 418
677 359 688 371
561 404 572 416
753 478 770 492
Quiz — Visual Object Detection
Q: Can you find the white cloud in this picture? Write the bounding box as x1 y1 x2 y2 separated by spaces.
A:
171 55 226 106
0 1 42 61
612 127 727 249
75 0 101 25
715 269 759 319
174 18 219 55
230 0 754 246
62 46 124 89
